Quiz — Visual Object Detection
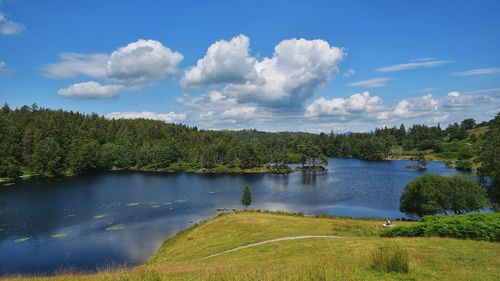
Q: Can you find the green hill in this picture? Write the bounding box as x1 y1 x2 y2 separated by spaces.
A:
4 212 499 281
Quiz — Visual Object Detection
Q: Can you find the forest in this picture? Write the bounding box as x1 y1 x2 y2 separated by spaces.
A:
0 103 498 205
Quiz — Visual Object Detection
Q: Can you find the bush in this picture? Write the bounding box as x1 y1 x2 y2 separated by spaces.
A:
371 243 409 273
400 174 488 216
455 160 473 171
381 213 500 241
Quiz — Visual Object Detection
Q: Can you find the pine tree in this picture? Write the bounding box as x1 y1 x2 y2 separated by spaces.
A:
241 185 252 207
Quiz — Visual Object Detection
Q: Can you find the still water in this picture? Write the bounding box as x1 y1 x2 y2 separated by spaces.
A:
0 158 458 275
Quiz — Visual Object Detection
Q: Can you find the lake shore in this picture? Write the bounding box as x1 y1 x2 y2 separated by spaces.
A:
3 211 498 280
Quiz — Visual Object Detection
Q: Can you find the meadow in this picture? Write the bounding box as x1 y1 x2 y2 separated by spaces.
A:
3 211 499 281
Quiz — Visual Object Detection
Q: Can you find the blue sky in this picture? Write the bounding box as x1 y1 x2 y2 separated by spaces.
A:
1 0 499 132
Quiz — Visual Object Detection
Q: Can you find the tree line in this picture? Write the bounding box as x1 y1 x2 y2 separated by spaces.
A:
0 103 329 178
0 103 498 207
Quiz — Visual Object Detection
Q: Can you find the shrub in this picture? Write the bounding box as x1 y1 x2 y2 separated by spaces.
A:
381 213 500 241
455 160 473 171
371 243 409 273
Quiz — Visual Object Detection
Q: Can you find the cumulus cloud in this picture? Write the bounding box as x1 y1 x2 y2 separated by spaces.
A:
305 90 495 126
0 11 24 35
101 89 498 132
105 111 186 123
45 39 183 99
222 106 256 119
443 90 499 109
42 53 109 79
177 91 261 126
377 95 440 120
451 67 500 76
57 81 125 99
376 59 452 72
107 39 183 84
346 77 392 88
0 60 14 77
306 91 383 117
182 35 344 108
181 35 257 87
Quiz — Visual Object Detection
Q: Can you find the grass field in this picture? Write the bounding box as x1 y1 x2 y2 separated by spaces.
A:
3 211 499 280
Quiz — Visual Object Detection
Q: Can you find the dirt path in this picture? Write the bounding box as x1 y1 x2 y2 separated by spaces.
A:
196 235 341 260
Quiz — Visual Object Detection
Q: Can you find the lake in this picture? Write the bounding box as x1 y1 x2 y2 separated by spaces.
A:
0 158 458 275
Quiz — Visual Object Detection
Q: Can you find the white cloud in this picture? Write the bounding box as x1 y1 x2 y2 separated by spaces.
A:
346 77 392 88
451 67 500 76
443 91 471 108
222 106 256 119
0 11 24 35
42 53 109 79
57 81 125 99
376 59 452 72
183 35 344 108
306 91 384 117
105 111 186 123
181 35 257 87
342 68 355 78
46 39 183 99
0 60 14 77
177 91 267 128
377 95 440 120
443 90 499 109
107 39 183 85
121 89 498 132
228 38 344 107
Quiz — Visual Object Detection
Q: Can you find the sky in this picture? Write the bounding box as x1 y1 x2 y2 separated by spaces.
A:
1 0 499 132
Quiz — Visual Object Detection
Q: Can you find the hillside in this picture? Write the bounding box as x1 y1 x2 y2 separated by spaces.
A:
4 212 499 281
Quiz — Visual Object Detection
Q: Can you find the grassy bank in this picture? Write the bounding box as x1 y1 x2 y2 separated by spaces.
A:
3 212 499 280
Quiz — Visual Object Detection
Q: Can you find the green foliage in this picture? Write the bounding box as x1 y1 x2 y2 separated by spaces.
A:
381 213 500 241
478 113 500 206
0 105 335 179
400 174 488 216
241 186 252 207
0 156 21 178
31 137 64 176
455 160 473 171
447 176 488 214
400 174 450 216
0 104 497 184
370 242 409 273
416 151 427 168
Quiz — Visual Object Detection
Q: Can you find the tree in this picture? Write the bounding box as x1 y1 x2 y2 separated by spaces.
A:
478 112 500 207
461 118 476 130
0 156 21 178
417 152 427 168
400 174 449 216
447 176 488 214
31 137 64 176
400 174 488 216
99 143 129 169
241 185 252 207
67 140 100 174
